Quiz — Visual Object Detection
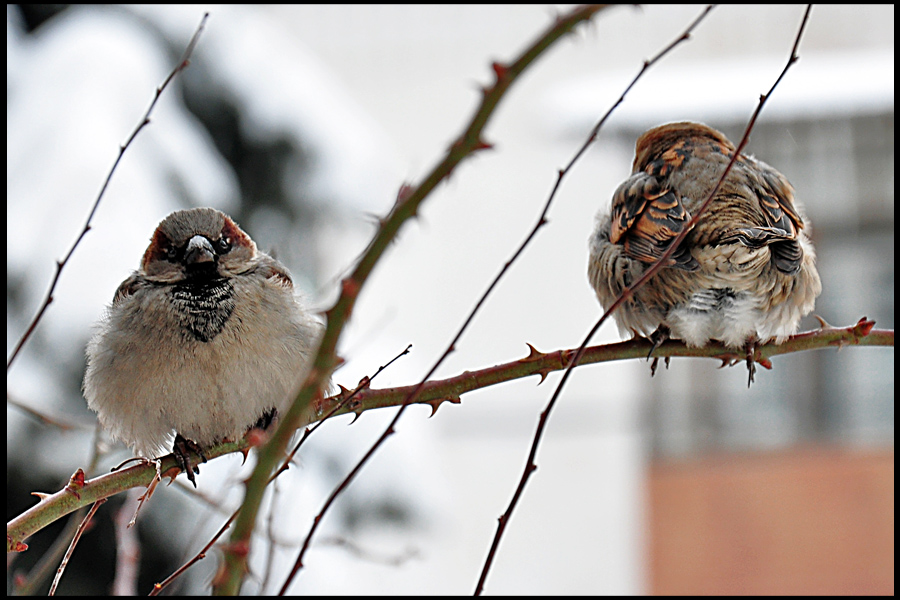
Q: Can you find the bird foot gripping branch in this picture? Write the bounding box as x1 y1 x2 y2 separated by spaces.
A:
83 208 324 487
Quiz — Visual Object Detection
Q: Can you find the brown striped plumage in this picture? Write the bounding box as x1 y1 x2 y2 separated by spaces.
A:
588 122 821 355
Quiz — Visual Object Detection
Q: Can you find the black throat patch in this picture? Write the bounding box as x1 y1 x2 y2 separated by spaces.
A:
169 278 235 342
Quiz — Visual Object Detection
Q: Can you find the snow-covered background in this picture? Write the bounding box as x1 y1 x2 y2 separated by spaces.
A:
8 5 893 595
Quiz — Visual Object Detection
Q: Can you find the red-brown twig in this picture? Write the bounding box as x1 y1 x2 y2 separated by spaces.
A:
474 5 814 595
6 12 209 372
317 319 891 418
48 499 107 596
278 344 413 477
150 509 236 596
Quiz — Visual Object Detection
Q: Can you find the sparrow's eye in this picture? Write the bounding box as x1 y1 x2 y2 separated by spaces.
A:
165 245 178 261
215 237 232 254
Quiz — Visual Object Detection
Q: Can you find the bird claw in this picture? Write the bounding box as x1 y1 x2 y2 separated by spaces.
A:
744 339 758 388
646 325 671 360
173 434 207 488
649 355 670 377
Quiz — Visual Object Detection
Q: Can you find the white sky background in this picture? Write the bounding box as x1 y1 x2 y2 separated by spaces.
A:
7 4 893 595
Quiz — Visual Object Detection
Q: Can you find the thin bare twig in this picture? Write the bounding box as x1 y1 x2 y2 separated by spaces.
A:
318 536 420 567
150 509 237 596
563 5 716 173
6 392 95 431
474 5 814 595
48 499 107 596
278 343 413 479
6 12 209 372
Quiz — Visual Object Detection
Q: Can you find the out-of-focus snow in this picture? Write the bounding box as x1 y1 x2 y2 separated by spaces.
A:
543 50 895 136
7 4 403 363
130 5 404 215
7 8 235 338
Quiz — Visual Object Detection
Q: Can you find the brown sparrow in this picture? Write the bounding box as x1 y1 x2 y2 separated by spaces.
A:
588 122 822 380
84 208 322 485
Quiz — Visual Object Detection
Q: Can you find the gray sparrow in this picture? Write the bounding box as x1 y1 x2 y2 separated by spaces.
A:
84 208 322 485
588 122 822 380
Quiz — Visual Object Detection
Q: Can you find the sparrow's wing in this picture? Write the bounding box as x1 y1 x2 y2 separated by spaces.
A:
112 273 145 304
756 163 804 229
256 258 295 289
723 158 805 275
609 170 699 271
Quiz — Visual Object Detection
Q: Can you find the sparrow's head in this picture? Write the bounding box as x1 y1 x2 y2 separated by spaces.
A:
632 121 735 172
140 208 258 283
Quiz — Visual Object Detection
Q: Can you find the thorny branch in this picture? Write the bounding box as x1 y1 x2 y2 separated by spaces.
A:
5 320 891 556
6 12 210 372
474 5 815 595
317 318 892 419
270 6 611 595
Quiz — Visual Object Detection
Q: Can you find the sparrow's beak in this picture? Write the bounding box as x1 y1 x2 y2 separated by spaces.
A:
184 235 216 266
